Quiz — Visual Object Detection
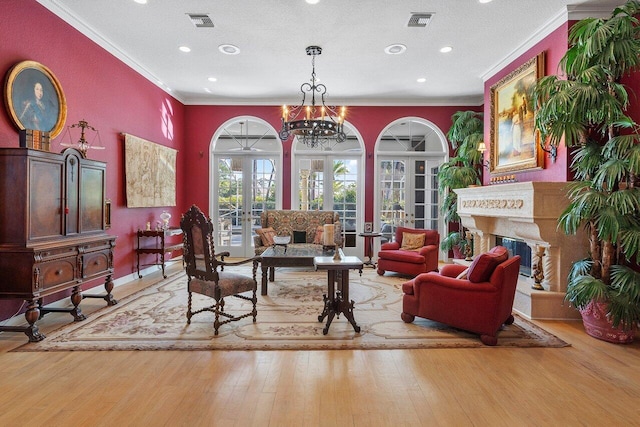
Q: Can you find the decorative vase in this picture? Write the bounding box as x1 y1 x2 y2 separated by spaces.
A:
159 211 171 230
452 246 464 260
579 300 635 344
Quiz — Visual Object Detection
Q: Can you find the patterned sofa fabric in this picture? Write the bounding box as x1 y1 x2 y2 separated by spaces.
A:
253 210 342 255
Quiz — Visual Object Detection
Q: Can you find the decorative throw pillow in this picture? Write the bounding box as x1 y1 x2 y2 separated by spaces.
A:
456 267 469 280
312 226 324 244
400 232 425 250
293 230 307 243
467 246 509 283
256 227 276 246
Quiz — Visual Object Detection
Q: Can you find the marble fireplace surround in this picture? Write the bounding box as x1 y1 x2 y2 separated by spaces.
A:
454 182 586 320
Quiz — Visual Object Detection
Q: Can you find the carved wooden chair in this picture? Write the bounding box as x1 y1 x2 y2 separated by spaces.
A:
180 205 261 335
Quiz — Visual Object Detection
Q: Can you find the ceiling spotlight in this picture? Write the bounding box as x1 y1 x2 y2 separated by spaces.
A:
417 78 426 83
384 44 407 55
219 44 240 55
179 46 191 53
207 77 217 82
134 0 147 4
440 46 453 53
479 0 493 3
306 0 321 4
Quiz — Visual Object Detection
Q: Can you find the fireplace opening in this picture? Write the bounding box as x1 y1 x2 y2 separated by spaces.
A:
496 236 531 276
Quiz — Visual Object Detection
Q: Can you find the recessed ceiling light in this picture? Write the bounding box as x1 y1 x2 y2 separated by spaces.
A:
479 0 493 3
134 0 147 4
440 46 453 53
207 77 217 82
384 44 407 55
306 0 320 4
179 46 191 53
219 44 240 55
417 78 426 83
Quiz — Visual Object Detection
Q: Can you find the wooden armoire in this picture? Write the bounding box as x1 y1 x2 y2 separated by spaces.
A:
0 147 117 342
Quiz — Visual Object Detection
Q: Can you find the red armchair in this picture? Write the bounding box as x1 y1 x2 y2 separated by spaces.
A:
376 226 439 277
400 246 521 345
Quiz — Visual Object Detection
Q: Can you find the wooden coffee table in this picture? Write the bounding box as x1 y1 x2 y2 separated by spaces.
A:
313 254 363 335
260 245 329 295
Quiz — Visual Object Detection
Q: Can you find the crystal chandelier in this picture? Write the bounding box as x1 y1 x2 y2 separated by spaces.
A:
279 46 347 148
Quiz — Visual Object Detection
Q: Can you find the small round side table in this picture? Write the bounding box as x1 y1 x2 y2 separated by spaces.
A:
358 232 382 268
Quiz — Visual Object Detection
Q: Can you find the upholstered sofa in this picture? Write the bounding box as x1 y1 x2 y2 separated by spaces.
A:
376 226 439 277
253 210 342 255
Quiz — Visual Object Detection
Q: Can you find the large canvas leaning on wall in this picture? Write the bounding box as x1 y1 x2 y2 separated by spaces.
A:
124 134 177 208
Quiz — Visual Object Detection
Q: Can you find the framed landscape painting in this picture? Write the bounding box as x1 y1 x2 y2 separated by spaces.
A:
489 53 545 174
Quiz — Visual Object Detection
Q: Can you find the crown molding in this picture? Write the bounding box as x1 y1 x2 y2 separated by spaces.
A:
35 0 183 103
481 4 615 83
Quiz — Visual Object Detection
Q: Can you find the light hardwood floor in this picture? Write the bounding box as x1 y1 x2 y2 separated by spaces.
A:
0 264 638 426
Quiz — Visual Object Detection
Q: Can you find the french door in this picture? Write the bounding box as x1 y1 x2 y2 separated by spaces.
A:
211 118 281 257
292 126 364 257
377 157 441 244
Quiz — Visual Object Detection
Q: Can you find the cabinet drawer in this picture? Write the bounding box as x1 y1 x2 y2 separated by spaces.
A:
37 246 77 262
40 258 76 290
82 250 111 278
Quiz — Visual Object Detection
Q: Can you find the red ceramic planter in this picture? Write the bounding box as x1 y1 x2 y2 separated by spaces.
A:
580 300 635 344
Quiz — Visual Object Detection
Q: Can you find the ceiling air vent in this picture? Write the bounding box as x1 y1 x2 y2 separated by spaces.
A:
407 12 433 28
187 13 214 28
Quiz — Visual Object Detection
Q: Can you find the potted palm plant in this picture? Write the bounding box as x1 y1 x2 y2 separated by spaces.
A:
438 110 484 258
534 0 640 343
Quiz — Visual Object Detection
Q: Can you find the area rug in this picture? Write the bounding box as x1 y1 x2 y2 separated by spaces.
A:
16 267 569 351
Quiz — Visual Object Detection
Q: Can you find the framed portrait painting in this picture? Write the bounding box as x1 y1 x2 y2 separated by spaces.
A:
489 53 545 174
3 60 67 138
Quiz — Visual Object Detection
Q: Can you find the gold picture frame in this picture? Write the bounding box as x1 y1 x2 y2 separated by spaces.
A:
489 53 545 174
3 60 67 138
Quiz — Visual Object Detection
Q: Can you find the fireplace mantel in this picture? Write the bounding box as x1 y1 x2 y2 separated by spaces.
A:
454 182 586 319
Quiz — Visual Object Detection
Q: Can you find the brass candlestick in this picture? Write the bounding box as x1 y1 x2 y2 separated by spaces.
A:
333 245 343 261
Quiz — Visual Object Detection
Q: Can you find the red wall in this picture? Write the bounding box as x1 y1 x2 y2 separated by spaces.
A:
483 22 570 185
0 0 186 318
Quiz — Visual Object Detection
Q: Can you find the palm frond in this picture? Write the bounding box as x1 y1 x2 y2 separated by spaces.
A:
593 206 621 242
607 189 640 216
592 157 629 191
608 265 640 327
565 273 609 309
619 226 640 263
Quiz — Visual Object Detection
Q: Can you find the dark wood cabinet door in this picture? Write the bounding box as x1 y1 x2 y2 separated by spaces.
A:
80 165 106 233
29 157 64 240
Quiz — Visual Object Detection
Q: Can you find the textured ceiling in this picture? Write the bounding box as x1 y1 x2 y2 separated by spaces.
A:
37 0 621 106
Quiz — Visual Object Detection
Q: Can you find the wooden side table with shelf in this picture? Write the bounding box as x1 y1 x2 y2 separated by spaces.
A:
136 227 183 278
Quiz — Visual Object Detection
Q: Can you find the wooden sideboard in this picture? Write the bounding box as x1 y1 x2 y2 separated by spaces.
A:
0 147 117 342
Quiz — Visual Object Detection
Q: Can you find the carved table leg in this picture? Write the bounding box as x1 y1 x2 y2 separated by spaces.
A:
83 274 118 305
103 274 118 305
261 265 269 295
0 300 46 342
70 285 87 321
24 300 45 342
338 269 360 333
